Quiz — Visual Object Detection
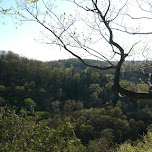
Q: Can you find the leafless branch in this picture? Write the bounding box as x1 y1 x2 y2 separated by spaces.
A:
126 41 141 56
113 28 152 35
123 13 152 20
104 0 110 18
17 0 152 99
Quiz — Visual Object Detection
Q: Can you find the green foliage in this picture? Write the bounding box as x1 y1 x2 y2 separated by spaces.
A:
71 107 130 144
117 130 152 152
1 52 152 151
0 96 5 105
24 98 36 111
0 107 85 152
0 84 5 92
120 80 137 92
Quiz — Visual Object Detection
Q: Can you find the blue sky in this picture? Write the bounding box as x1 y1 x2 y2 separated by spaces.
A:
1 0 152 61
0 0 73 61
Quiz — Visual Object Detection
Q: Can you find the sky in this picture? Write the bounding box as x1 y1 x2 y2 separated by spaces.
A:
0 0 152 62
0 0 74 61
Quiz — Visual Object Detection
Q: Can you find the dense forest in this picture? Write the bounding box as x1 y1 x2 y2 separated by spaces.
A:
0 51 152 151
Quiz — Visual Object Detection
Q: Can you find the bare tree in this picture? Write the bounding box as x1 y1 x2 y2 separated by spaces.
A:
16 0 152 99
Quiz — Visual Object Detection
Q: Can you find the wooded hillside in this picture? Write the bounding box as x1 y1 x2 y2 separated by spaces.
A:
0 51 152 151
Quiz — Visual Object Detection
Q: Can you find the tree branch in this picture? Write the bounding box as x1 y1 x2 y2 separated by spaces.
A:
112 85 152 99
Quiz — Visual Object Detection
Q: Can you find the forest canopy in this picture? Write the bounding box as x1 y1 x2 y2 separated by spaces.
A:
0 51 152 151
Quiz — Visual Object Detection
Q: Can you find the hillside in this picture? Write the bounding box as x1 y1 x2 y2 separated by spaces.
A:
0 51 152 151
